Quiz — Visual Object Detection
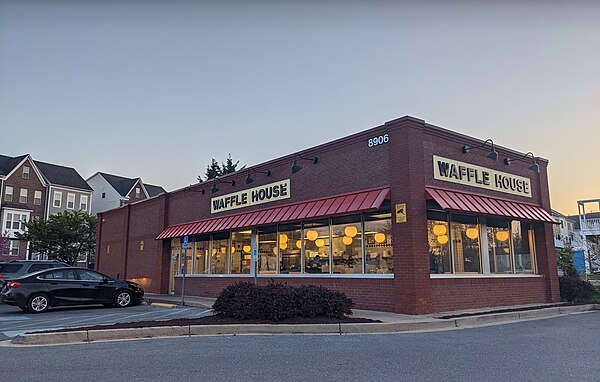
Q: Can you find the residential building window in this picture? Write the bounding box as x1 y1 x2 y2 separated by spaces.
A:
80 195 88 211
20 189 28 204
135 187 141 198
34 190 42 206
22 166 30 179
67 193 75 209
4 186 13 202
102 192 106 199
10 240 19 256
5 213 27 231
53 191 62 208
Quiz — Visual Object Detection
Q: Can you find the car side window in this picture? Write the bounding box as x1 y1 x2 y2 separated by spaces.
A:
77 270 105 281
50 269 77 280
39 271 54 280
28 264 53 273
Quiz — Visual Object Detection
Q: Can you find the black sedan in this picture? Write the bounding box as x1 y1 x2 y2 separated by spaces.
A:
0 268 144 313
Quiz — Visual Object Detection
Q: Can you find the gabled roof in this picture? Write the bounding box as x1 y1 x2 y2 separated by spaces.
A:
97 173 139 197
34 161 93 191
145 184 166 197
0 154 27 176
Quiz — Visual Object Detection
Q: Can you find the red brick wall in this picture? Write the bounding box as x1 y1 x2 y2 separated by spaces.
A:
175 276 395 312
431 277 547 312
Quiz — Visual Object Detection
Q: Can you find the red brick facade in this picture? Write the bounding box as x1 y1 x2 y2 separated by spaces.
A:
96 116 560 314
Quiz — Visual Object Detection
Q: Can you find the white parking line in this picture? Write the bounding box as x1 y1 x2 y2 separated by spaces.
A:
63 313 120 326
193 309 213 317
150 308 194 320
4 315 98 329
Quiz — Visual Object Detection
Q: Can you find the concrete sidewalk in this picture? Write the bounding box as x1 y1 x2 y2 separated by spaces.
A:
4 297 599 346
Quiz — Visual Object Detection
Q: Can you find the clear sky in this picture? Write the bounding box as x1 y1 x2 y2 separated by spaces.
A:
1 1 598 215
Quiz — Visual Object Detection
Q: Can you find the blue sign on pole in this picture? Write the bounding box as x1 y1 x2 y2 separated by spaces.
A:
183 235 189 250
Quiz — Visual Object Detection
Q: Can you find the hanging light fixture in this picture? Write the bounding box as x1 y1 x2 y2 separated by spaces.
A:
244 168 272 185
465 227 479 240
342 236 353 246
344 226 358 238
291 153 319 174
374 233 386 243
243 245 251 253
504 152 540 173
279 233 288 244
211 177 236 194
495 230 510 242
432 224 447 236
437 235 449 245
315 238 325 248
296 240 302 249
279 241 288 250
306 230 318 241
462 139 498 161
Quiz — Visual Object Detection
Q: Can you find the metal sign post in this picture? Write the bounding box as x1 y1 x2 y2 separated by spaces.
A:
181 236 188 306
251 243 258 285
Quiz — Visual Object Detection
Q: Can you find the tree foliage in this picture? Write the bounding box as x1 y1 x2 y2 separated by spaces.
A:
16 211 97 266
556 246 579 278
197 154 243 182
0 230 10 255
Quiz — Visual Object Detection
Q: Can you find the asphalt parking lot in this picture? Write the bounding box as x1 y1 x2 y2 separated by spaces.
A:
0 302 213 341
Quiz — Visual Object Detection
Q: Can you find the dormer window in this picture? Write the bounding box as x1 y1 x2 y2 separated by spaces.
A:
22 166 30 179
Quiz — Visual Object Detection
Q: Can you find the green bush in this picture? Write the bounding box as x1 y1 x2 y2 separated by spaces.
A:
212 281 353 320
559 276 595 302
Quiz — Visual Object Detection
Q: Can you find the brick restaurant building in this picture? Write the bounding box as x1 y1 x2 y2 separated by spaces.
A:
96 116 559 314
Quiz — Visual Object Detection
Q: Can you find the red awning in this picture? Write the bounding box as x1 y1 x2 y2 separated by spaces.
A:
157 187 390 240
426 187 556 224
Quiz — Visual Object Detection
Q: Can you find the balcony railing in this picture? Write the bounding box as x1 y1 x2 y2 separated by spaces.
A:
580 218 600 235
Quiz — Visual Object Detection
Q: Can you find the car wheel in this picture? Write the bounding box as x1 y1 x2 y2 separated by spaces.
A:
115 290 133 308
28 294 50 313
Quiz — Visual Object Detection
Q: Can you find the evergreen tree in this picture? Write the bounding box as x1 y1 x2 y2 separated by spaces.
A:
197 154 243 182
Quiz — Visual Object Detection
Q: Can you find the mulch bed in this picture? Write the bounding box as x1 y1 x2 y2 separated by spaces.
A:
38 314 379 334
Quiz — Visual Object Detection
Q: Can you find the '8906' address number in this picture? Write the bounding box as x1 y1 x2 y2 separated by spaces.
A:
368 134 389 147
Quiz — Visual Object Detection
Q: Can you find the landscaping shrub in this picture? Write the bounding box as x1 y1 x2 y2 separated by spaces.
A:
559 276 595 302
212 281 353 320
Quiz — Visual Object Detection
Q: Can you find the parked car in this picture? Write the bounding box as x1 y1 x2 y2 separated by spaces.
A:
0 260 70 284
0 267 144 313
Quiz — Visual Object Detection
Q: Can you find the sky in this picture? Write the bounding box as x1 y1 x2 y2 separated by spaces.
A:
1 1 599 215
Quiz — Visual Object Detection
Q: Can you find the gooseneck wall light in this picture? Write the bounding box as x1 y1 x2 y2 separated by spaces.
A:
185 186 206 194
291 153 319 174
504 152 540 173
211 177 236 194
462 139 498 161
245 168 272 185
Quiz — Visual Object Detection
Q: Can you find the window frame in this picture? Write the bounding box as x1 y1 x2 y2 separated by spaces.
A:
19 188 28 204
34 190 42 206
4 186 13 202
22 166 30 179
67 193 76 210
80 195 88 211
53 191 62 208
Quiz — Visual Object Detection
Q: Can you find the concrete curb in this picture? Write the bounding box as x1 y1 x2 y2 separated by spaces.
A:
9 304 599 346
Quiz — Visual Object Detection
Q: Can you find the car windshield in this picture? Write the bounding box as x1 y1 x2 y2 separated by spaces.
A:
0 264 23 274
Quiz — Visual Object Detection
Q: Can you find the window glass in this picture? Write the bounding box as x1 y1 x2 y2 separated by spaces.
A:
5 213 12 230
231 230 252 274
53 191 62 207
487 219 512 273
364 212 393 274
193 235 210 274
0 264 23 273
428 217 451 274
4 186 13 202
279 223 302 274
171 238 181 276
78 270 105 281
20 188 28 204
34 190 42 205
512 221 535 273
451 215 481 273
67 194 75 209
331 215 363 274
22 166 30 179
80 195 88 211
10 240 19 256
303 219 330 274
258 226 278 274
28 264 53 273
51 269 77 280
211 232 229 274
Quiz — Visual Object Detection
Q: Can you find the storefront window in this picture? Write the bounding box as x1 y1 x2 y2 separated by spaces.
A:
512 221 535 273
487 219 512 273
331 215 363 274
171 238 181 275
211 232 229 274
428 213 451 274
303 219 330 274
258 226 278 274
364 212 393 274
231 230 252 274
193 235 210 274
278 223 302 274
451 215 481 273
